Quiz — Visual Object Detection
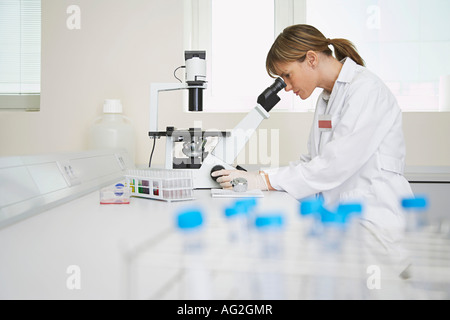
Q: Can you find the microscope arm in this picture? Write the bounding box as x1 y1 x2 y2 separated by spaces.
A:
211 104 270 164
209 77 285 167
194 104 270 188
149 83 189 133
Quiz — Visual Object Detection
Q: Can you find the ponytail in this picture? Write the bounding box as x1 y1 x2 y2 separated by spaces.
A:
266 24 365 77
328 38 365 67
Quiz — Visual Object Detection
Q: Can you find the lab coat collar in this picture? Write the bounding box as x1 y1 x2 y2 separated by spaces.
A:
321 90 331 102
321 58 357 102
336 57 358 84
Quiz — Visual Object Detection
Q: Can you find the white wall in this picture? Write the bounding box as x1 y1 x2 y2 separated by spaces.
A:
0 0 449 168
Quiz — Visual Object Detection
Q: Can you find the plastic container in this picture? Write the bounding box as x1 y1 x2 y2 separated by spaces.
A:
125 169 194 202
222 200 255 299
299 197 324 236
308 207 350 299
89 99 136 165
99 181 130 204
176 208 212 299
401 196 428 232
253 212 286 300
224 198 258 244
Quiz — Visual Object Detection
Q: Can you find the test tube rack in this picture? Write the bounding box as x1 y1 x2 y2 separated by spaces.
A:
125 169 194 202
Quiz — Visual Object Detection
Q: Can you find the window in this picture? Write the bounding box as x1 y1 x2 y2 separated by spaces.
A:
209 0 275 112
306 0 450 112
185 0 450 112
184 0 309 112
0 0 41 111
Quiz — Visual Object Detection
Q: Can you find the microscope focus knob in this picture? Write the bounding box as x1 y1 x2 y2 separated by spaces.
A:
210 165 225 181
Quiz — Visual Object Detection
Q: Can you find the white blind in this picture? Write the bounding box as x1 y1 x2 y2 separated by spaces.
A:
0 0 41 95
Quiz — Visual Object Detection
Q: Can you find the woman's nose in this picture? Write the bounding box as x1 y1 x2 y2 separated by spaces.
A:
284 82 292 92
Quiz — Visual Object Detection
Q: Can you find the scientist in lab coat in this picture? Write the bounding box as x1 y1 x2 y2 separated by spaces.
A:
212 24 414 275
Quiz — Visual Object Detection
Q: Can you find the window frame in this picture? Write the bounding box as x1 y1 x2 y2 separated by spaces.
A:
0 0 41 112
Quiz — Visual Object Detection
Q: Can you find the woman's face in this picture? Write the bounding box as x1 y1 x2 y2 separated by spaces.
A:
276 59 318 100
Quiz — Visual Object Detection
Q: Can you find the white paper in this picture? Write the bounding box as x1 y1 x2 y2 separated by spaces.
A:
211 189 264 198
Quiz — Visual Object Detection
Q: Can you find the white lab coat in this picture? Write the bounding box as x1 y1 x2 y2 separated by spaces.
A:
267 58 414 274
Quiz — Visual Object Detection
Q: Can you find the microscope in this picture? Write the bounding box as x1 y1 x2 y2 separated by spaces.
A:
149 50 286 189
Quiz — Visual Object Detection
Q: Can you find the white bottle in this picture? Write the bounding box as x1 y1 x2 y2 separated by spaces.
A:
89 99 136 165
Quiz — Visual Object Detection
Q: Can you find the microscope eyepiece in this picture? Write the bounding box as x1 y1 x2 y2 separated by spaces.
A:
271 77 287 92
257 78 286 112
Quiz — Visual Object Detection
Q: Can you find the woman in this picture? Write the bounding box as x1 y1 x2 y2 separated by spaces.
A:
213 24 414 277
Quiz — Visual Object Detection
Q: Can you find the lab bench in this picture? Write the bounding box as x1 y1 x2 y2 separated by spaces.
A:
0 186 294 299
1 187 450 299
406 166 450 226
1 151 450 300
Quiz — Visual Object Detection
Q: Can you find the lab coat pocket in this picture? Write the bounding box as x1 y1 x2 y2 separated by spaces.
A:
378 154 404 175
318 113 341 133
318 114 332 132
318 113 341 152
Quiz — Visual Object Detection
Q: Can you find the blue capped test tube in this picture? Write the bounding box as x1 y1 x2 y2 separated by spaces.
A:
176 207 212 299
224 198 257 243
401 196 428 232
253 212 286 300
299 197 324 236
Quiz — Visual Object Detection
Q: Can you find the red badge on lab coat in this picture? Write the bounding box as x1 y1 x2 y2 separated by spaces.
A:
318 114 332 131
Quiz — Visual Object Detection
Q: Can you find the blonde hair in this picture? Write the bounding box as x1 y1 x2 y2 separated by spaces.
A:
266 24 365 77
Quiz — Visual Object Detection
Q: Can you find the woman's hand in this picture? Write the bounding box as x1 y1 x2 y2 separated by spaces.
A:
211 169 270 191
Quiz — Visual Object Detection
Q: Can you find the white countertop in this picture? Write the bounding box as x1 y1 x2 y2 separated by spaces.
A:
0 189 299 299
1 187 449 300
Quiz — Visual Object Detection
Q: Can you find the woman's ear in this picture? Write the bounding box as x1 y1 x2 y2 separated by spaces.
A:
305 50 318 69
